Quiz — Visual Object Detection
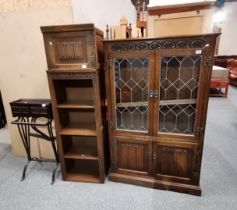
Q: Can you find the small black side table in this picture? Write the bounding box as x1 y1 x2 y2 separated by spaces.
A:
10 99 59 184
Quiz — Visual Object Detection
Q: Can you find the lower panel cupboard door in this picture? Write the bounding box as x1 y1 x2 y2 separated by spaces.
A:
112 138 152 175
153 143 196 184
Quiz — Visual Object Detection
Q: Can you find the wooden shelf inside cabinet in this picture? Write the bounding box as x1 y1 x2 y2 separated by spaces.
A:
65 173 101 183
60 128 97 136
64 152 99 161
117 101 148 107
63 144 99 160
159 99 197 106
61 135 99 160
64 153 99 160
60 123 97 136
57 100 95 109
116 100 197 107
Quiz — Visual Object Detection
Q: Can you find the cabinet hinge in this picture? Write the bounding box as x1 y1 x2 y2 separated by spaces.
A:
110 121 115 129
89 55 96 68
112 141 117 148
195 127 204 136
193 171 199 177
193 150 201 161
106 59 113 70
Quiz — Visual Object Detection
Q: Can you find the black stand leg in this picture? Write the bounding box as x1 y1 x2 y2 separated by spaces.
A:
47 121 60 185
21 161 30 181
17 117 31 181
51 163 59 185
13 116 60 184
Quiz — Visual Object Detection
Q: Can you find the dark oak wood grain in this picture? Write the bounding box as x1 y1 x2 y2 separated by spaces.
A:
104 33 219 195
41 24 108 183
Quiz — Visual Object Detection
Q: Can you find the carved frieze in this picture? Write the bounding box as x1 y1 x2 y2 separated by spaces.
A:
49 72 94 79
111 39 207 51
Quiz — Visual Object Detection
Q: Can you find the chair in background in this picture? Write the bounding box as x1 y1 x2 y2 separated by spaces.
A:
227 59 237 86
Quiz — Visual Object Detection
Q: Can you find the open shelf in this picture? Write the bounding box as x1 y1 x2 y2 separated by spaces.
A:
64 159 100 183
57 100 95 109
60 124 97 136
54 79 94 107
62 135 98 160
58 109 96 136
65 173 101 183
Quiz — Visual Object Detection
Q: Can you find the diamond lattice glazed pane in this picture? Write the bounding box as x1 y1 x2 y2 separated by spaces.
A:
115 58 149 131
159 56 201 134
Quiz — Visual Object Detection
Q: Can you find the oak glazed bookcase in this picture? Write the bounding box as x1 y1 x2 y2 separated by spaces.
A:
41 24 108 183
104 33 219 195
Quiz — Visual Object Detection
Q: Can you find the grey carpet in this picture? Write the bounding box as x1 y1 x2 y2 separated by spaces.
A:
0 86 237 210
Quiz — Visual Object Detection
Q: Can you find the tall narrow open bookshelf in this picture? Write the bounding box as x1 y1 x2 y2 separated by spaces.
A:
41 24 108 183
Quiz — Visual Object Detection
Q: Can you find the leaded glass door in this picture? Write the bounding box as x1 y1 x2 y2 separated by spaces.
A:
155 50 204 138
109 52 155 135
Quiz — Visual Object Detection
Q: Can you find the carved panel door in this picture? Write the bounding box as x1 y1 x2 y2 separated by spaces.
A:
111 137 152 175
152 142 198 184
43 31 95 70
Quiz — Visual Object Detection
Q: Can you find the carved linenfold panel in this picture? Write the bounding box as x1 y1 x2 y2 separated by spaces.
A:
111 39 206 51
49 73 93 79
118 143 147 171
57 41 83 61
158 146 191 178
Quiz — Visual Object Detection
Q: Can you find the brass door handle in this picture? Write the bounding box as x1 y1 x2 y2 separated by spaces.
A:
149 90 154 98
154 90 159 98
153 153 158 160
147 152 152 160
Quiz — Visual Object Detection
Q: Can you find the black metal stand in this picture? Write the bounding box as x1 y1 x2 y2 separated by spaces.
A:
12 117 59 184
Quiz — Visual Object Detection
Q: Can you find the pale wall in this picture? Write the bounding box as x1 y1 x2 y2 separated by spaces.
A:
72 0 136 33
218 2 237 55
0 2 73 157
148 9 214 37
